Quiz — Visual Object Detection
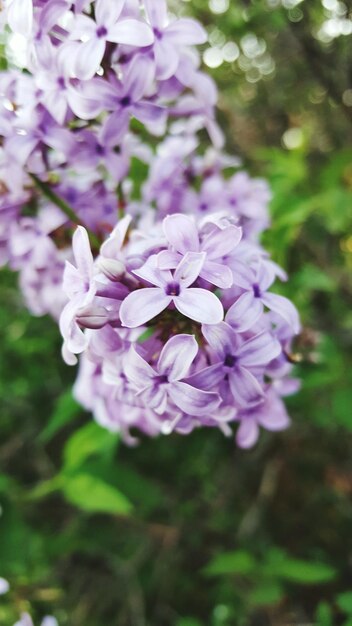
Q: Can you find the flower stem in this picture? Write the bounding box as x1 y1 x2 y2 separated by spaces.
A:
30 173 100 249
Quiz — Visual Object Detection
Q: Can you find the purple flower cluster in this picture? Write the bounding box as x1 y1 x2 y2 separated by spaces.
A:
65 192 300 447
0 0 300 447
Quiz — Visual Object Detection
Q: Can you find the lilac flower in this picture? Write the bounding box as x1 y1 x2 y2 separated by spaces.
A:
6 0 33 36
226 260 300 333
69 0 154 80
193 322 282 407
60 226 97 364
124 334 220 416
98 215 132 280
235 387 291 449
159 213 242 288
119 252 224 327
144 0 207 80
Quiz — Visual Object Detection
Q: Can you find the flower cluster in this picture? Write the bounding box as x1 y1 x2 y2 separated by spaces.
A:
0 0 300 447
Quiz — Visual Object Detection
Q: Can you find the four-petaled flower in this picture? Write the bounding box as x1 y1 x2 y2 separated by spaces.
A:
188 322 282 407
159 213 242 288
124 334 220 416
227 260 300 333
119 251 224 327
70 0 154 80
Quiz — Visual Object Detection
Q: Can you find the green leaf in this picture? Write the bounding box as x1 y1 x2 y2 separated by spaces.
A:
62 473 132 515
40 390 82 443
63 421 119 470
203 550 256 576
249 582 284 607
315 601 333 626
337 592 352 615
270 558 336 584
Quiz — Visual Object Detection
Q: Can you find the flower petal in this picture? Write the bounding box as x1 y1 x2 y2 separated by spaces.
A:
169 381 220 416
72 226 94 280
7 0 33 36
108 19 154 46
95 0 124 26
185 363 224 390
202 321 235 358
119 288 170 327
226 291 263 332
201 225 242 259
201 261 233 289
157 334 198 381
228 366 264 407
231 260 255 290
122 55 155 101
261 292 300 334
238 331 282 367
153 37 179 80
163 214 199 254
236 418 259 449
74 38 106 80
174 251 205 288
257 394 291 431
144 0 168 29
39 0 68 34
157 250 181 270
133 255 171 287
123 345 156 389
165 18 207 45
176 288 223 324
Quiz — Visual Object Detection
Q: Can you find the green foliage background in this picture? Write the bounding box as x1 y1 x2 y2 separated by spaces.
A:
1 1 352 625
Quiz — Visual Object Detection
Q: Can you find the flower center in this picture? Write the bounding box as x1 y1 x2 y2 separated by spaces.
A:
253 283 261 298
153 27 163 39
96 25 108 38
224 353 237 368
165 282 180 297
156 374 168 385
57 76 65 89
95 143 105 155
120 96 131 107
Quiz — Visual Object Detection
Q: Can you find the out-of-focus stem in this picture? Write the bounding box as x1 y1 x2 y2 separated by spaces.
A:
29 173 100 249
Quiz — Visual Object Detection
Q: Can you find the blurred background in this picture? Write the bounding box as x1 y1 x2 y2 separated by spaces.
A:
1 1 352 624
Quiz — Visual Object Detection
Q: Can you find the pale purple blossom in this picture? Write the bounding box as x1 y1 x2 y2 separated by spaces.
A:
144 0 207 80
227 260 300 333
119 252 224 327
69 0 154 80
124 334 220 416
159 213 242 288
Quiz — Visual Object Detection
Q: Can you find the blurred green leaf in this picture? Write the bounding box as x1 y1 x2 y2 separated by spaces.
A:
249 582 284 607
266 556 336 584
315 601 333 626
337 592 352 615
204 550 256 576
63 421 119 470
62 473 132 516
40 389 82 443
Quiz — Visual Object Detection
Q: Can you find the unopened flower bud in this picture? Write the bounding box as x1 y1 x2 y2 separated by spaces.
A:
98 257 125 281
